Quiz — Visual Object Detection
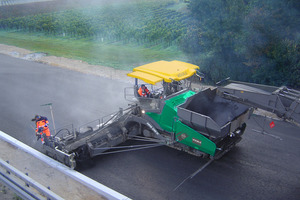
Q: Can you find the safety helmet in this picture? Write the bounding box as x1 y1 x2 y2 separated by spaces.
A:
32 115 41 121
31 115 39 121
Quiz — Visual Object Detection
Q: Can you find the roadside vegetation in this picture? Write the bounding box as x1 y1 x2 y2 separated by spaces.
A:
0 0 190 69
0 31 186 70
0 0 299 88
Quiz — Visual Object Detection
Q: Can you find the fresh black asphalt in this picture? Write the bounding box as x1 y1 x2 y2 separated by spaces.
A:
0 53 299 200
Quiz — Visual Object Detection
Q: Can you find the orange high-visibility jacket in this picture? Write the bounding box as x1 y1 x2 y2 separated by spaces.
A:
138 86 150 97
36 117 50 137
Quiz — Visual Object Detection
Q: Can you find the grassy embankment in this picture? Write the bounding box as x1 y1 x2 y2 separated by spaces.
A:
0 31 187 70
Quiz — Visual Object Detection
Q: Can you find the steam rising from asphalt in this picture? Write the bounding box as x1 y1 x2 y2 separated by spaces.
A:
0 1 150 146
0 53 130 151
42 70 131 132
3 0 297 142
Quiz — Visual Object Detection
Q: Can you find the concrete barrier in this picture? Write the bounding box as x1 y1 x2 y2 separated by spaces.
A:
0 130 131 200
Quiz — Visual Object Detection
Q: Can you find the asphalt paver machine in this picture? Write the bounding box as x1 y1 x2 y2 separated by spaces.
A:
39 60 300 170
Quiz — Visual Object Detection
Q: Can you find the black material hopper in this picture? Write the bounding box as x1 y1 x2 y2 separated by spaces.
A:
177 88 250 139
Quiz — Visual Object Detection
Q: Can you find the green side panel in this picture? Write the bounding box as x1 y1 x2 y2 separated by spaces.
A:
146 90 216 156
174 121 216 156
147 91 196 132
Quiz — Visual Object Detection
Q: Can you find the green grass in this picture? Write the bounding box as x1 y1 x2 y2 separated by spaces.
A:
0 31 187 70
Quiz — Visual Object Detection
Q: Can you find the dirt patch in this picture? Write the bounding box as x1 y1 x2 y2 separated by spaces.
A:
0 43 133 84
0 183 20 200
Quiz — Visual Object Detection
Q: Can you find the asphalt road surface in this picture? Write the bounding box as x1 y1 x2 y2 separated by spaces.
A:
0 54 299 200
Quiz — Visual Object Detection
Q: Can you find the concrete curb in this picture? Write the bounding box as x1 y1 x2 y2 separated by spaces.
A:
0 130 131 200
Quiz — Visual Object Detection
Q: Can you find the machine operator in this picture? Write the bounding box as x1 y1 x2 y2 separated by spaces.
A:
138 84 151 97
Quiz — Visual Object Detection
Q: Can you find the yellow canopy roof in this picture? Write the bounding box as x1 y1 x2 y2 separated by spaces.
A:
127 60 199 85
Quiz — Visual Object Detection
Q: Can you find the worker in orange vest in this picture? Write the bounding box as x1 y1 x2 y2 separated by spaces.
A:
32 115 51 144
138 84 151 97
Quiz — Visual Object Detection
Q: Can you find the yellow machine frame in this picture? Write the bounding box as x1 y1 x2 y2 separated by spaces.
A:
127 60 199 85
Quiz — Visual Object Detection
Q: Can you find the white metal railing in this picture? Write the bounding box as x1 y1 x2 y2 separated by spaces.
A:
0 159 63 200
0 130 131 200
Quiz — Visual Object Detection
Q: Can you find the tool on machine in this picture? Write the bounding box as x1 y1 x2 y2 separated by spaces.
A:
40 103 56 135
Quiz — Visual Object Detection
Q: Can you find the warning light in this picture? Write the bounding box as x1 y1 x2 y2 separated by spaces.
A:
269 121 275 128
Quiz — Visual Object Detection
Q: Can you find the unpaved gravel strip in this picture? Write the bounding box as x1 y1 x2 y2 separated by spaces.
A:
0 43 133 83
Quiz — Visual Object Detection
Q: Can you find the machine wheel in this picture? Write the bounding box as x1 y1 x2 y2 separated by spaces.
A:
142 129 154 138
126 122 140 136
